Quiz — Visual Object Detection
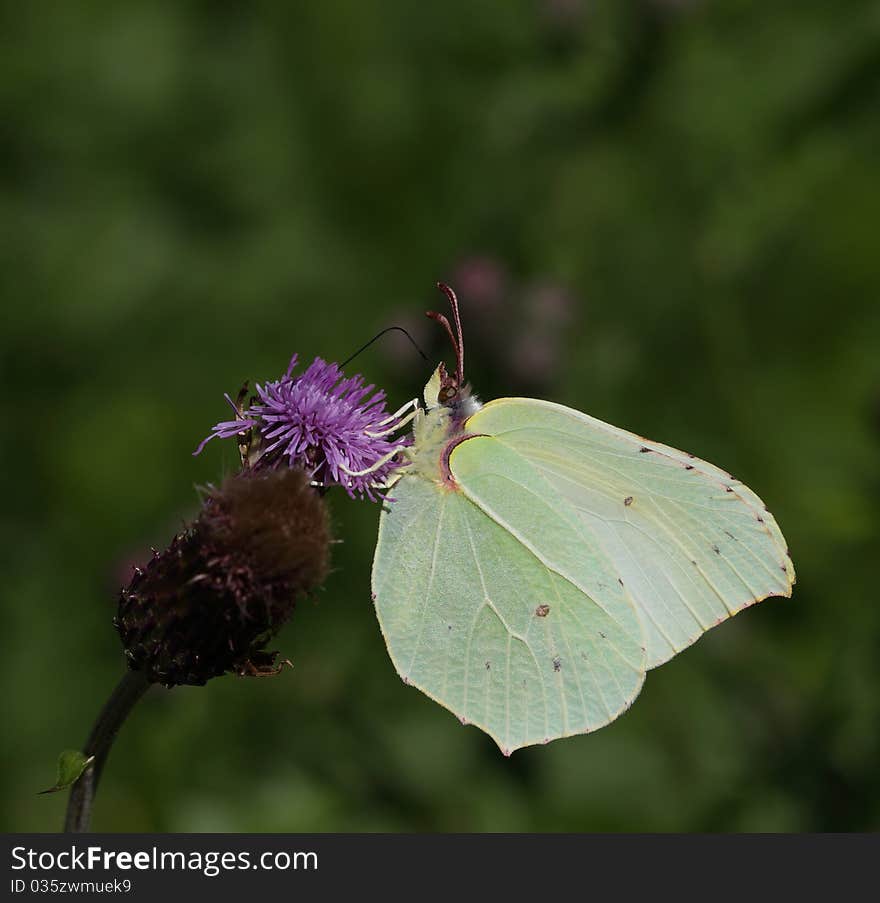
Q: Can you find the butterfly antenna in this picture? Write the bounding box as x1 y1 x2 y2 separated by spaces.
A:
339 326 429 371
427 282 465 386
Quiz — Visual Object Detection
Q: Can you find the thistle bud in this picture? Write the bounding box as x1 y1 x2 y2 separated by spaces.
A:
115 468 330 687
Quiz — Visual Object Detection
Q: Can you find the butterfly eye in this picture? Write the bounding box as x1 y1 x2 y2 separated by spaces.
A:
439 386 458 404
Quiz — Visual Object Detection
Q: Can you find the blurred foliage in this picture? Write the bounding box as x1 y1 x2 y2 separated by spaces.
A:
2 0 879 832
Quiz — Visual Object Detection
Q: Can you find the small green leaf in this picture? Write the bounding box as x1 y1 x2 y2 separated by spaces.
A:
39 750 95 795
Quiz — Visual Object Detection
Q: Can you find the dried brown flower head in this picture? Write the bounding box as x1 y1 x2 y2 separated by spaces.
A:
115 468 331 687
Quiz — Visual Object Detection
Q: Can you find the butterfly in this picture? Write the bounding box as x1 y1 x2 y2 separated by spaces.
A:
371 284 795 755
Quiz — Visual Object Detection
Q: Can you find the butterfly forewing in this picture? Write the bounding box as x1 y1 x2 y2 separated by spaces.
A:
464 398 795 669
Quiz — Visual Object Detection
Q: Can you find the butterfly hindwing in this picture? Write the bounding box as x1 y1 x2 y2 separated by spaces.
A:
372 450 646 754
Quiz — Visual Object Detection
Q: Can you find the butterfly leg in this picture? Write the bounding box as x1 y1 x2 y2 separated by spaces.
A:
365 408 419 438
369 397 420 429
338 444 411 478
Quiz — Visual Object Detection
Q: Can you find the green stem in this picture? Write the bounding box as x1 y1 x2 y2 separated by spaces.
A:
64 670 152 833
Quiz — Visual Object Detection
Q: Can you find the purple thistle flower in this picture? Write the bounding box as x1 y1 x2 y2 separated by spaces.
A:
195 355 410 500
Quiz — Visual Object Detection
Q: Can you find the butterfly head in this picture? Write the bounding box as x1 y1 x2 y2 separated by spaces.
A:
424 283 481 421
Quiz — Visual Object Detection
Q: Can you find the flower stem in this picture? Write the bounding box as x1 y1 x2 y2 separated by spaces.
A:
64 670 152 833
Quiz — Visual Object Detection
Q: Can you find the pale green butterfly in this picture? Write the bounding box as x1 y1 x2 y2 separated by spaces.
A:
371 284 795 755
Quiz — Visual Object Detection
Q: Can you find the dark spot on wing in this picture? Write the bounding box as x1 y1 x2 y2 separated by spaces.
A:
624 496 633 506
599 631 606 639
724 530 737 541
618 577 624 586
448 624 453 631
552 656 562 672
485 661 491 670
685 464 694 470
756 515 765 523
691 559 697 565
712 544 720 554
725 486 734 493
535 604 550 617
639 446 651 453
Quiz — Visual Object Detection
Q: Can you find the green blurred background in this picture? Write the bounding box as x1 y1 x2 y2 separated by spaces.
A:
2 0 878 832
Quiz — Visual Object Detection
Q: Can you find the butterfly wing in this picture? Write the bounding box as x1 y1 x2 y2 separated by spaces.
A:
463 398 795 669
372 454 646 754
